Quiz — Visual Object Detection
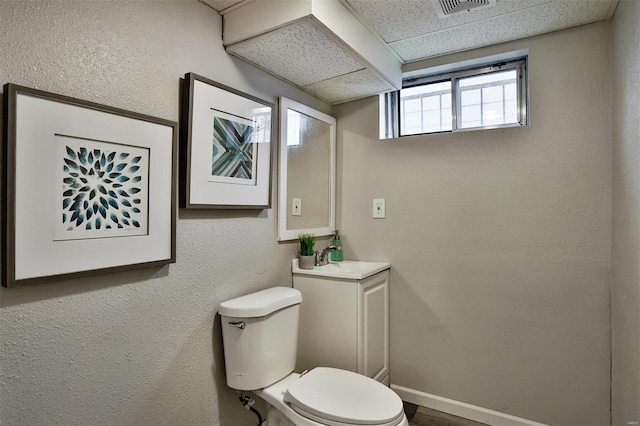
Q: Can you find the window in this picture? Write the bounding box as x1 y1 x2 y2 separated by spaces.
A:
401 81 452 135
381 56 528 138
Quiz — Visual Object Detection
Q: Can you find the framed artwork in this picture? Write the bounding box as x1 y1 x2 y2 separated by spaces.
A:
2 83 178 288
180 73 274 209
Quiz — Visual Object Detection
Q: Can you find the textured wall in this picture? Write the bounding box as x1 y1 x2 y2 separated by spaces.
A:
335 23 611 425
611 0 640 424
0 1 330 425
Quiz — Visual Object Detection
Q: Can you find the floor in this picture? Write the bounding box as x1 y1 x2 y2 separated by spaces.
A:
404 402 488 426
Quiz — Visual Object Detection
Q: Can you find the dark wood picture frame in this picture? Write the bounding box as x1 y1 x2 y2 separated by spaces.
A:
180 73 275 209
2 83 178 288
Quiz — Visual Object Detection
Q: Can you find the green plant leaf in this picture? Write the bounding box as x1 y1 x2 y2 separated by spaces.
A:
297 233 316 256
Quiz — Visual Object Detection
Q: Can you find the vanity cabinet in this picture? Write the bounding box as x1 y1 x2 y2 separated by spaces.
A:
293 267 390 385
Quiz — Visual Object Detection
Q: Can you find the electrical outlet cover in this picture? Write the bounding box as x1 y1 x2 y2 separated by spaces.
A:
373 198 386 218
292 198 302 216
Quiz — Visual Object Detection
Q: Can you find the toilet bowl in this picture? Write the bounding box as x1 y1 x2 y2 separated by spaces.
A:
256 368 408 426
219 287 408 426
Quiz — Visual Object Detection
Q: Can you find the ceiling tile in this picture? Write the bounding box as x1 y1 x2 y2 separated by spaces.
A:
344 0 552 43
388 0 615 62
226 18 365 87
303 69 395 104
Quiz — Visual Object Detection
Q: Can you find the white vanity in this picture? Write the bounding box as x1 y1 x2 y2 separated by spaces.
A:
291 259 391 385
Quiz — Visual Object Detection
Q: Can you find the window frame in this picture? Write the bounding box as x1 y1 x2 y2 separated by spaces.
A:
386 56 529 138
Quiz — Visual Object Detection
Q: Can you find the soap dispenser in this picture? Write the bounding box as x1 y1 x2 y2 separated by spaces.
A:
329 230 343 262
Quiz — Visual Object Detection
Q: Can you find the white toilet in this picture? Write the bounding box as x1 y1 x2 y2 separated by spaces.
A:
219 286 409 426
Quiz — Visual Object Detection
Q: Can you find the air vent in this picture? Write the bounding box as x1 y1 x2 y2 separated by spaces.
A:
432 0 496 18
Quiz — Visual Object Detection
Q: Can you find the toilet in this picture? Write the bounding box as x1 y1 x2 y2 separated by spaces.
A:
219 286 409 426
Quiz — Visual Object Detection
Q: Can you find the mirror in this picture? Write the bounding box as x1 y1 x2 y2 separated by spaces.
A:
278 98 336 241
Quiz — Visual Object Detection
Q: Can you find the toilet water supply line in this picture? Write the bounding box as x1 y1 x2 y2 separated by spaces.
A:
237 391 264 425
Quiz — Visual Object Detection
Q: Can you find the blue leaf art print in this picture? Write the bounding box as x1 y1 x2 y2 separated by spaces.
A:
209 114 258 186
54 135 150 241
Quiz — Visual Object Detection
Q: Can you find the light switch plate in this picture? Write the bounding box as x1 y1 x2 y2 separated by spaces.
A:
373 198 386 219
292 198 302 216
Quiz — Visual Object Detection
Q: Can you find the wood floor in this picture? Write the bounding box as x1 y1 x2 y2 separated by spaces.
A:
404 402 488 426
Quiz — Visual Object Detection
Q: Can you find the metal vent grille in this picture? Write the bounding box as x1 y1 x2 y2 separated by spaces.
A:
433 0 496 18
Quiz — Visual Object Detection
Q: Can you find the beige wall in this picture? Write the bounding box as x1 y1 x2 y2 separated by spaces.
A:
335 23 612 425
611 0 640 424
0 1 330 425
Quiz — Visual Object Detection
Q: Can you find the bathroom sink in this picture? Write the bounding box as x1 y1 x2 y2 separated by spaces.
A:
292 259 390 280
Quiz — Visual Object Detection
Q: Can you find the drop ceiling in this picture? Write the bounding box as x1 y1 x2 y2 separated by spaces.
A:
201 0 619 103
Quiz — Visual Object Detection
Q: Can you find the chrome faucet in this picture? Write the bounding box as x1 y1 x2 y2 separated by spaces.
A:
315 245 338 266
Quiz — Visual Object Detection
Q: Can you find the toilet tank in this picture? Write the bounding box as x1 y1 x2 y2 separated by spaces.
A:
218 287 303 391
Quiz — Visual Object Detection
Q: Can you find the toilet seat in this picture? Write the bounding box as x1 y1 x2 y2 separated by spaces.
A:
283 367 405 426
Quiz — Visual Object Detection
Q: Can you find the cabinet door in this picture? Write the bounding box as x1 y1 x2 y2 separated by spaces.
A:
294 275 358 373
358 270 389 383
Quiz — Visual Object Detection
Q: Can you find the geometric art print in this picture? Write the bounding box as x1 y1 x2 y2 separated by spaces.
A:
209 114 257 186
54 135 150 241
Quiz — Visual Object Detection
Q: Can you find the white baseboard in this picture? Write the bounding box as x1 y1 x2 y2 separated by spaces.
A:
391 384 548 426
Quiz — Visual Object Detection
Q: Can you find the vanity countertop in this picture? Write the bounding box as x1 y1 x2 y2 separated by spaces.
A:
291 259 390 280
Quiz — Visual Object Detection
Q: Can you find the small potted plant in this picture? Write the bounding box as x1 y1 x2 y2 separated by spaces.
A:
297 233 316 270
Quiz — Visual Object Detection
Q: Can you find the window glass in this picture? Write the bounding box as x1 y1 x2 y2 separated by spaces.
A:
457 69 519 129
400 81 452 136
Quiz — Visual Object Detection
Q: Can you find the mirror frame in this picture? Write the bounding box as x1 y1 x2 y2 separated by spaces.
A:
278 97 336 241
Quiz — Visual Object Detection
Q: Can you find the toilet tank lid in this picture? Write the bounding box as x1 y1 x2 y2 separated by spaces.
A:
218 287 302 318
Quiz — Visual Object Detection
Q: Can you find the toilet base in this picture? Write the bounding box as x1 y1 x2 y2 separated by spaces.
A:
266 405 298 426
